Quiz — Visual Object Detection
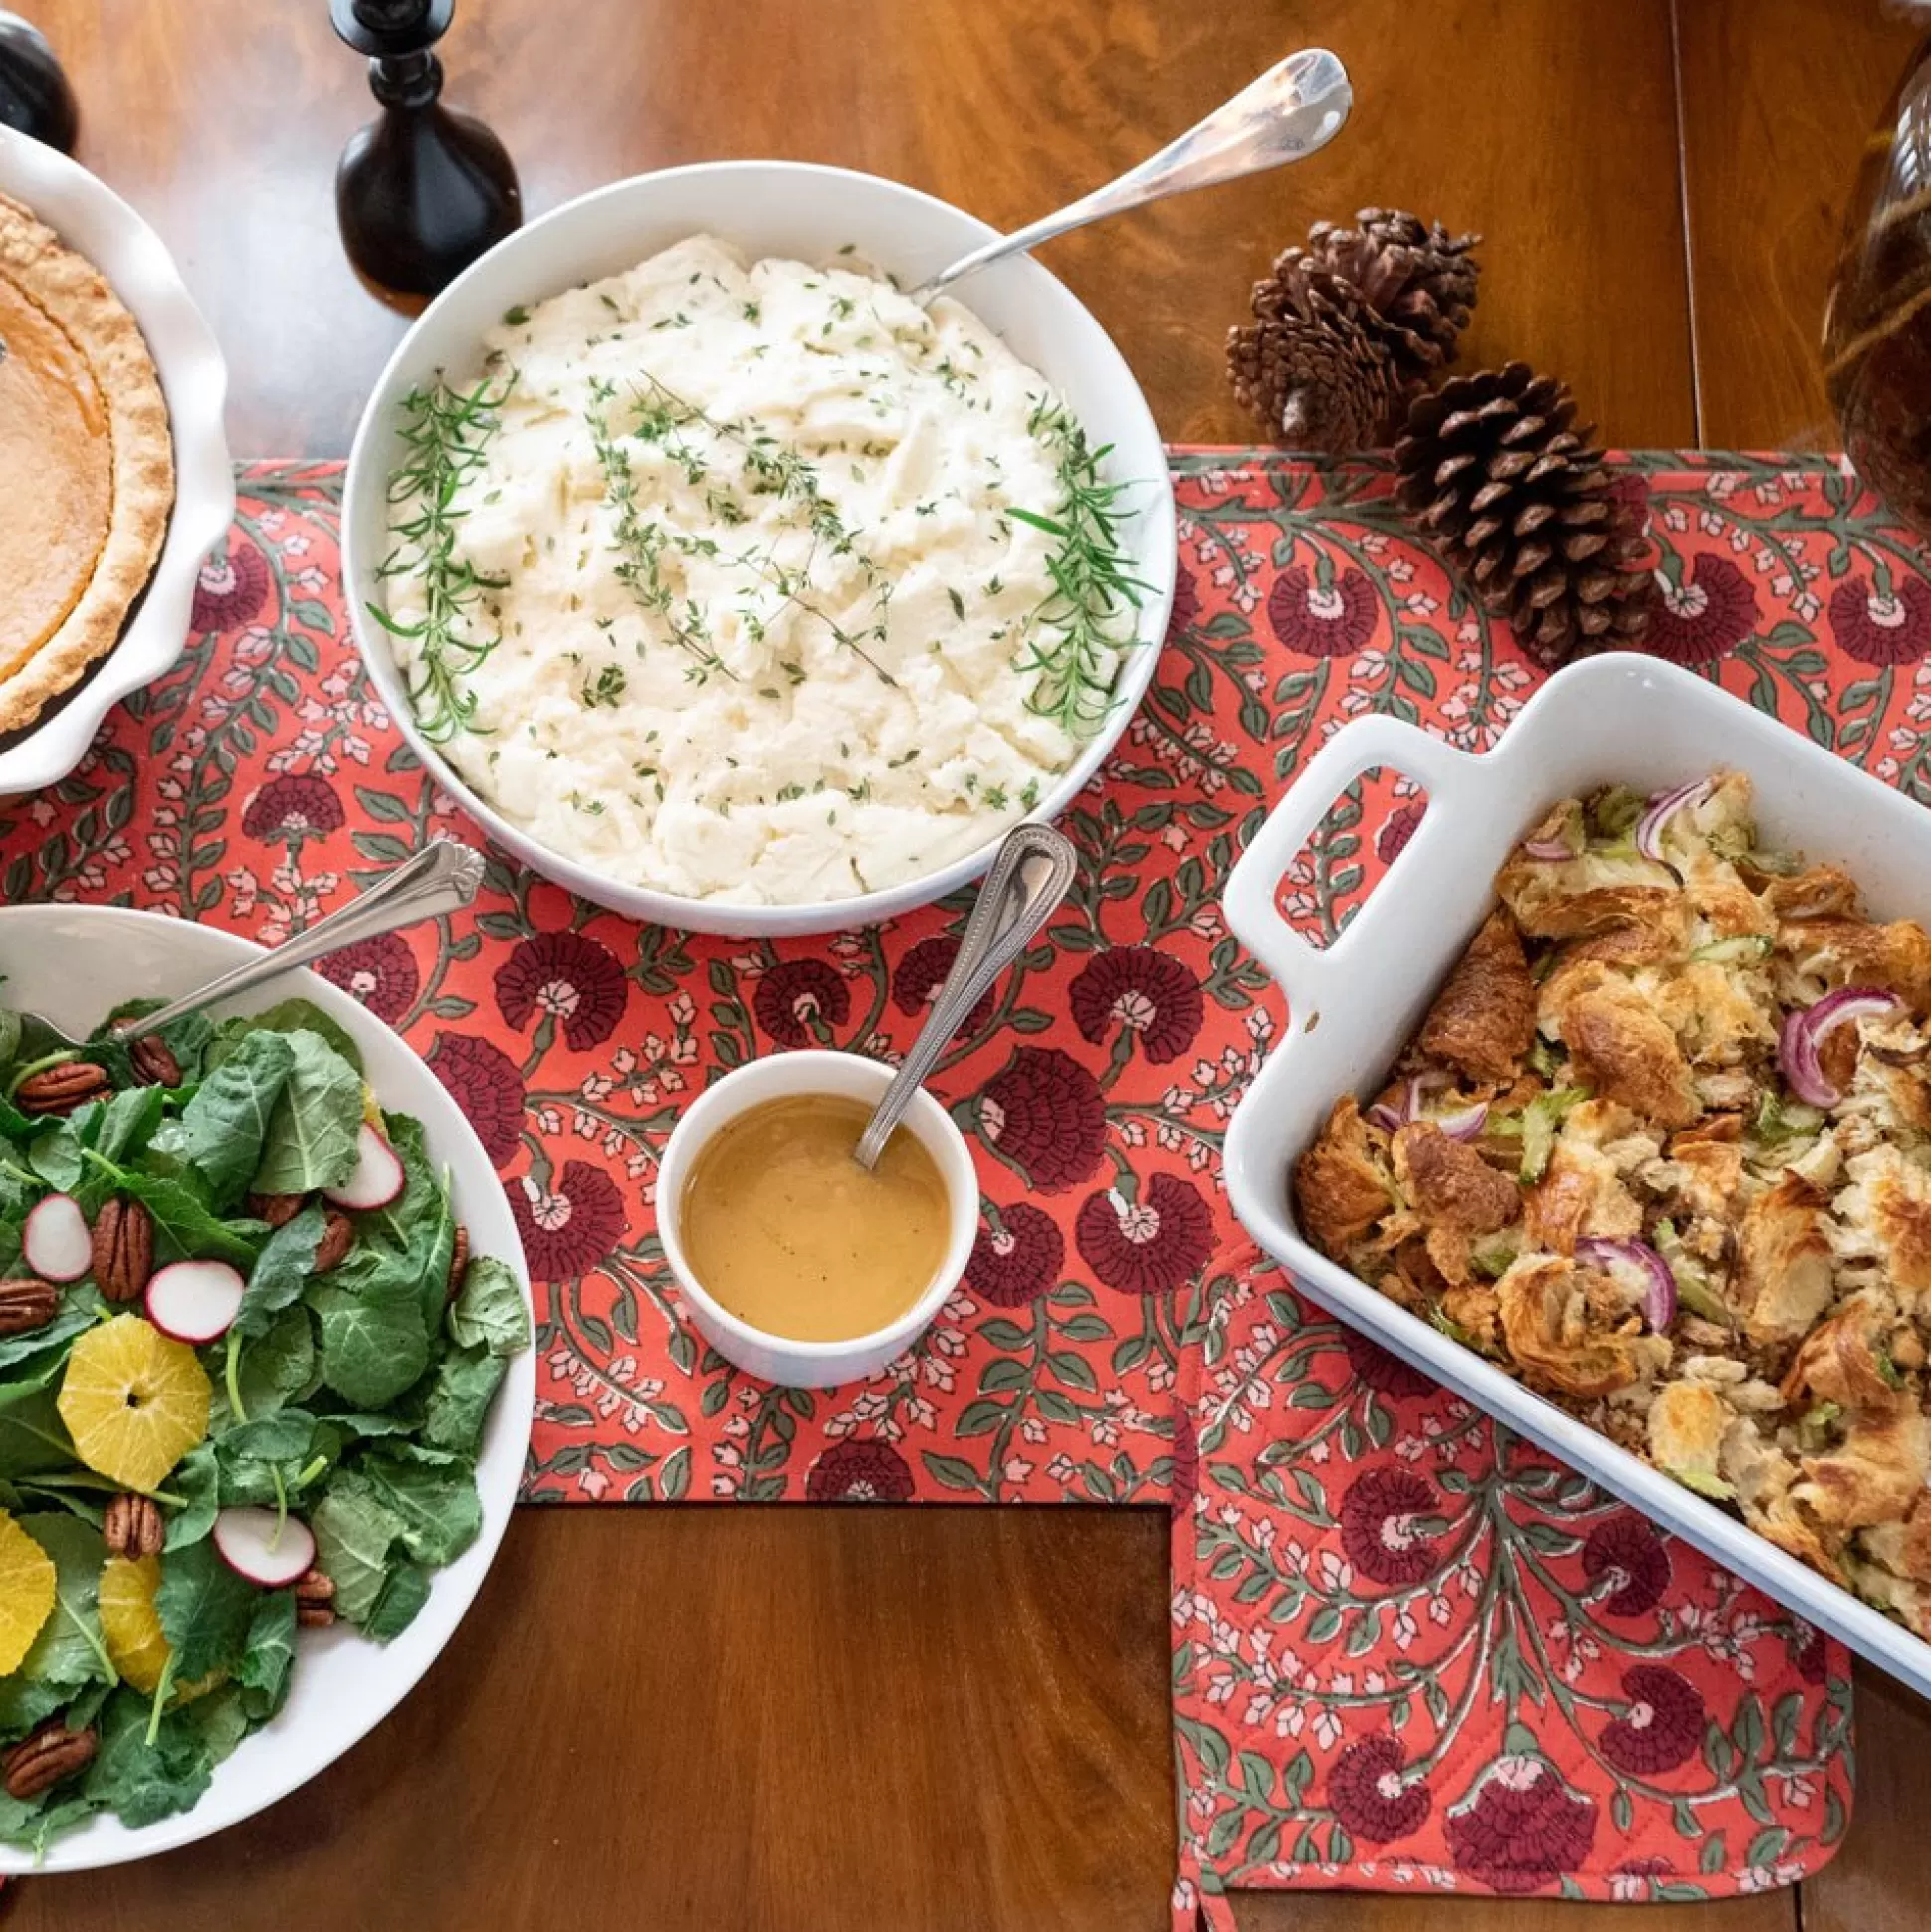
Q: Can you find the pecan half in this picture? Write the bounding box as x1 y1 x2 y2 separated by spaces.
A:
102 1491 165 1560
446 1224 470 1303
127 1035 182 1088
314 1209 354 1274
247 1191 307 1229
15 1062 110 1117
91 1198 154 1305
0 1278 58 1337
2 1719 97 1800
294 1568 336 1629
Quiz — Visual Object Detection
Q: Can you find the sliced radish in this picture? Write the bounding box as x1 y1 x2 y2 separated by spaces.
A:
144 1259 246 1344
212 1506 316 1589
322 1123 404 1212
24 1194 91 1283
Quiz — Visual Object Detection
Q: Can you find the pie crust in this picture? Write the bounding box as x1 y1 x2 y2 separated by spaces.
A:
0 192 174 734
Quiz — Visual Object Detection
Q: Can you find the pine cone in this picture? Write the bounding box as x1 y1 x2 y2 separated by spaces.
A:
1394 362 1652 663
1228 207 1480 452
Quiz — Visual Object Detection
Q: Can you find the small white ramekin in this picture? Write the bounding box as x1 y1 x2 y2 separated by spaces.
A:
657 1050 977 1388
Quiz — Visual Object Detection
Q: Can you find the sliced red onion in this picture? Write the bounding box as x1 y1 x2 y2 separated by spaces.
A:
1366 1074 1465 1136
1635 778 1714 862
1523 836 1574 861
1432 1099 1490 1142
1366 1101 1403 1132
1778 985 1904 1107
1576 1236 1677 1331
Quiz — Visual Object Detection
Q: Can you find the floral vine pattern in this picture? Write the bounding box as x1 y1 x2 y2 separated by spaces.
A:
3 458 1906 1919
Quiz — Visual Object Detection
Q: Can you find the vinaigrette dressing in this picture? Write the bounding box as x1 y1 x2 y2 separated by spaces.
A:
680 1093 949 1342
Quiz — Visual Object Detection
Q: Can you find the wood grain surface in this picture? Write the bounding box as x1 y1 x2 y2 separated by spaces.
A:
6 2 1926 1928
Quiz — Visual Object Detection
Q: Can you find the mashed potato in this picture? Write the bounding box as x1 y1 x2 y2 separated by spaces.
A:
381 235 1128 905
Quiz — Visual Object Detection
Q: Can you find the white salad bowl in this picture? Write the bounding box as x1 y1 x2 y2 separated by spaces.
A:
0 129 233 798
1222 653 1931 1702
0 906 534 1871
341 160 1176 938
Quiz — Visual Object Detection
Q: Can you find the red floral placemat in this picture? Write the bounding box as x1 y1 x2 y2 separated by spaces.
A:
1159 448 1924 1919
6 455 1899 1912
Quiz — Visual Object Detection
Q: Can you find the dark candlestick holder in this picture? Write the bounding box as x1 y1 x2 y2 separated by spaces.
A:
0 10 77 152
331 0 521 307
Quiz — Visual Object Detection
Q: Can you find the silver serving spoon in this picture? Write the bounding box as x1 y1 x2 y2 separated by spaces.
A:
906 48 1353 307
20 840 486 1060
854 823 1078 1170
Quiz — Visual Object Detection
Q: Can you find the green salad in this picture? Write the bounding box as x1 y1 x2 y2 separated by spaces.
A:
0 995 528 1853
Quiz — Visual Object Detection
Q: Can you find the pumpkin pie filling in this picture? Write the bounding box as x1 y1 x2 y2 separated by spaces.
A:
0 277 112 672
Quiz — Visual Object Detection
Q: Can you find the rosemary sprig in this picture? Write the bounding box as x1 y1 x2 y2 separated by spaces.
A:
1011 400 1148 738
586 401 736 683
371 372 514 742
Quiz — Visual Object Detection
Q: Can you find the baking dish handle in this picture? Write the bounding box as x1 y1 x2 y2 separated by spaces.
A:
1223 715 1485 1015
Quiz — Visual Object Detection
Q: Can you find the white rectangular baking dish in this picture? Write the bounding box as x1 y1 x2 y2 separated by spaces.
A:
1222 652 1931 1700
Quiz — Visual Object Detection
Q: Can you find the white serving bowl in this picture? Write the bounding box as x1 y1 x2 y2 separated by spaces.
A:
656 1050 976 1388
1222 654 1931 1702
0 906 533 1870
342 160 1176 937
0 129 232 796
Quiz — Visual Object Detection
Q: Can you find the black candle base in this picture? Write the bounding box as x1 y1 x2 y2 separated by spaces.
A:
330 0 521 306
0 11 78 153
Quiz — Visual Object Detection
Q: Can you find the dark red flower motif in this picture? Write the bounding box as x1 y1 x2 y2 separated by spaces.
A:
977 1048 1106 1194
1443 1752 1598 1895
1168 563 1201 640
191 537 271 633
1375 802 1426 867
495 930 628 1051
1074 1172 1214 1296
966 1202 1063 1308
804 1438 916 1502
1338 1466 1439 1586
1582 1512 1671 1618
1646 554 1759 664
510 1159 626 1280
1268 565 1378 659
1829 574 1931 666
1344 1330 1435 1400
241 774 344 842
314 932 420 1025
892 936 993 1039
1168 1405 1199 1518
429 1032 526 1168
1328 1735 1431 1844
752 958 850 1048
1069 947 1205 1066
1794 1624 1828 1686
1599 1666 1705 1776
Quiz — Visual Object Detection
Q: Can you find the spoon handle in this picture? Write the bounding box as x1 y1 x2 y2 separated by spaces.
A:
116 839 487 1041
909 48 1352 305
854 823 1078 1171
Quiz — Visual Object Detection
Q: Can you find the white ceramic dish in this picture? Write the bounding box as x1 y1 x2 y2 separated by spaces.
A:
341 160 1176 938
0 906 533 1871
1222 653 1931 1702
0 130 233 797
657 1050 975 1388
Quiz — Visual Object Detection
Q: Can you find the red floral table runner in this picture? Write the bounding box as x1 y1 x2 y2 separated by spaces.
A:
6 455 1905 1912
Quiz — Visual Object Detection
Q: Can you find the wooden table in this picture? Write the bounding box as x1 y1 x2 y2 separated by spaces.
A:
12 2 1931 1926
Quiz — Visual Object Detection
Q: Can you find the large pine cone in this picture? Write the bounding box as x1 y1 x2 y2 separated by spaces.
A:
1228 207 1480 452
1394 362 1652 663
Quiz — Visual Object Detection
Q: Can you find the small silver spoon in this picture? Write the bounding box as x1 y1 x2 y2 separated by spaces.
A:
906 48 1352 307
854 823 1078 1170
21 839 486 1059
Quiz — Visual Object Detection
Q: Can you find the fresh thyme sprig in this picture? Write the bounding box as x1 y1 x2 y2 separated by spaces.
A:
371 372 514 742
1011 400 1148 738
